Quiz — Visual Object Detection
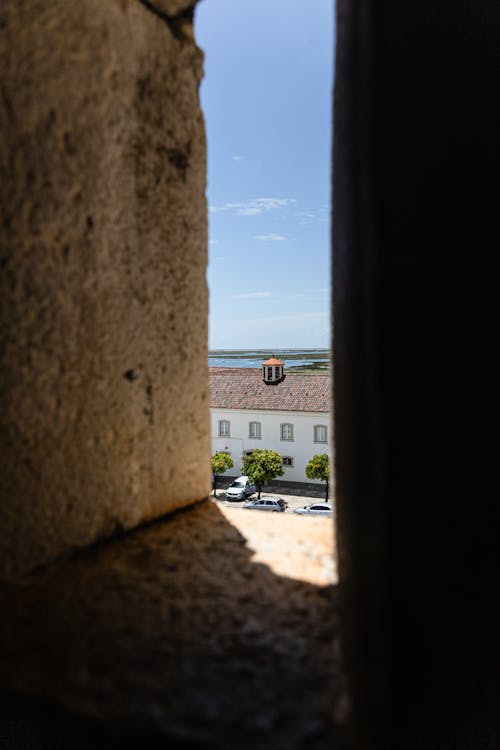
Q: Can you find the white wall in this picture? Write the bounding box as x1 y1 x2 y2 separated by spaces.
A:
210 408 332 484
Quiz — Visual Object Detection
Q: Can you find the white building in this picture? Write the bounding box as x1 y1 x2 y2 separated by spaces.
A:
209 356 331 484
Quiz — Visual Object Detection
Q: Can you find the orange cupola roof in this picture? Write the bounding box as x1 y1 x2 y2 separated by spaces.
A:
262 356 284 366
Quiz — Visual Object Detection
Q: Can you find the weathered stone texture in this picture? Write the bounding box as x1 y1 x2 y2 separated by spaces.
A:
0 501 344 748
0 0 211 579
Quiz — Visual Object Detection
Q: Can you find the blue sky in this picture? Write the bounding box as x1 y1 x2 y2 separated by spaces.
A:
194 0 334 350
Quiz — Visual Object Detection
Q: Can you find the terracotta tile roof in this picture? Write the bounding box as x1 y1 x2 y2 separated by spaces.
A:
209 368 330 412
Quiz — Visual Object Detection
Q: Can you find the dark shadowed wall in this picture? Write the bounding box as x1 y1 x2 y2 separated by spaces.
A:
333 1 497 748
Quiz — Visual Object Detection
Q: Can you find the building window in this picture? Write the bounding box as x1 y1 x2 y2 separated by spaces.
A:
267 366 273 380
218 419 230 437
281 423 294 441
314 424 328 443
249 421 261 439
282 456 294 468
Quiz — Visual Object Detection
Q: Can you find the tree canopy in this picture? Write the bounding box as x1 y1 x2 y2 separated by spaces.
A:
241 448 284 498
305 453 330 500
211 452 234 497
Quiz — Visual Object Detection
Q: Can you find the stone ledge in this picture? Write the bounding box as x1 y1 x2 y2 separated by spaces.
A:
0 500 346 749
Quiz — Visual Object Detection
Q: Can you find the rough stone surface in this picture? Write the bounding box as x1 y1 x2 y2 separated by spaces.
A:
218 501 337 585
0 0 211 579
0 500 346 749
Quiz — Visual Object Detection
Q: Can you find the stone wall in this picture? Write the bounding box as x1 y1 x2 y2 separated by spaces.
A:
0 0 211 580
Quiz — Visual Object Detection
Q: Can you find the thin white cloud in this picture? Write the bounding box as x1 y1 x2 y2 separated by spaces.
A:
209 239 218 245
232 155 245 162
209 198 296 216
231 291 273 300
254 233 287 242
297 207 329 225
214 256 225 261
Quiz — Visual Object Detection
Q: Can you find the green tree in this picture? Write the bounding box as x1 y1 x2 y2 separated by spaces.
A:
241 448 284 499
211 452 234 498
305 453 330 500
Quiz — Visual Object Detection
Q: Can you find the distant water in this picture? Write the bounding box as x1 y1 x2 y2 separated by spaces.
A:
208 349 330 369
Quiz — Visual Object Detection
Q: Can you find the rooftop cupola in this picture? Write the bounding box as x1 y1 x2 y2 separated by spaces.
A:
262 355 285 384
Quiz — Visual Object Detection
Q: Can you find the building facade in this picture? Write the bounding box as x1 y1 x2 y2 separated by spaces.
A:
209 358 331 484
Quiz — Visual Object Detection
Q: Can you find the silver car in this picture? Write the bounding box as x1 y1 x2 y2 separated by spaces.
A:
225 476 257 501
294 502 333 516
242 496 286 512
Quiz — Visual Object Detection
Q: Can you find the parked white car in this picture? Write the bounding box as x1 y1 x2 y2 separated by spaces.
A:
294 502 333 516
225 476 257 501
242 496 287 512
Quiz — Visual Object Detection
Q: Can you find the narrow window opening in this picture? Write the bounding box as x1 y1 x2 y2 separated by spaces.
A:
198 0 335 557
196 0 341 741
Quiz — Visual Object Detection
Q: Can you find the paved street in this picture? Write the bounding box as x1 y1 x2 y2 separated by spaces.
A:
210 476 332 515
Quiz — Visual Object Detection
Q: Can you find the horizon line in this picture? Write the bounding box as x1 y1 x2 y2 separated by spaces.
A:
208 346 331 354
